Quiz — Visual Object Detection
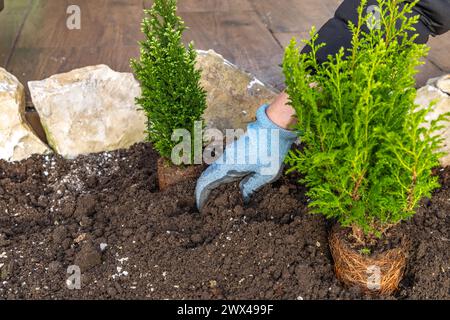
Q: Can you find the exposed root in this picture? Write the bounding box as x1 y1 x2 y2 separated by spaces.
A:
329 224 409 296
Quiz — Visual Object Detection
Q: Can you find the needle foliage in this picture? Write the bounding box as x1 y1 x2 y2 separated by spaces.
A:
131 0 207 160
283 0 450 236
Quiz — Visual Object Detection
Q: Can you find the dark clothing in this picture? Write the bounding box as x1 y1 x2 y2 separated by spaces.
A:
301 0 450 63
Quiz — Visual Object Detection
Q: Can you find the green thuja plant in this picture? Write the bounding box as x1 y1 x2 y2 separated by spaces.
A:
131 0 207 161
283 0 450 238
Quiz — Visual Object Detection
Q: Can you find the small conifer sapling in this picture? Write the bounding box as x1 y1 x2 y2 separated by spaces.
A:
131 0 207 164
283 0 450 240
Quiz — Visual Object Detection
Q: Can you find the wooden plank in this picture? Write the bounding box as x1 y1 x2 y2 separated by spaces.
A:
10 45 139 82
0 0 33 66
178 0 253 13
182 10 284 88
249 0 342 33
273 31 311 49
144 0 253 12
7 0 143 100
5 0 448 97
13 0 143 49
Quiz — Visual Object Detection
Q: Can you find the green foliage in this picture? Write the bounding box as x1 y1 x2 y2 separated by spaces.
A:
131 0 207 160
283 0 450 235
359 248 372 255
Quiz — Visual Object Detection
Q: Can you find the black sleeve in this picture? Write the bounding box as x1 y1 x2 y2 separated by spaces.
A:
301 0 450 64
409 0 450 35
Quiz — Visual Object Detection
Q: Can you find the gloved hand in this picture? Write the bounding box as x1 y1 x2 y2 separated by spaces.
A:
195 104 298 210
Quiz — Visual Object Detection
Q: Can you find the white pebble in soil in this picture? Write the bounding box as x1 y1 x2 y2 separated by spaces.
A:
112 266 129 279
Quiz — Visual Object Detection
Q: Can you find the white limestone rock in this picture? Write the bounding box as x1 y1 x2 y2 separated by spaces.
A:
416 74 450 167
196 49 278 132
28 65 147 159
0 68 50 162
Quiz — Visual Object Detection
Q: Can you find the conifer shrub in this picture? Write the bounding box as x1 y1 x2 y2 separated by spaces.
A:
283 0 450 237
131 0 207 161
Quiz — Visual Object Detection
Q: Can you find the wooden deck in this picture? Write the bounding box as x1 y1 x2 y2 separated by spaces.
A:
1 0 449 102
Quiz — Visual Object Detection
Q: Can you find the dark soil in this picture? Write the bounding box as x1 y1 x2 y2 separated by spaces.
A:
0 143 448 299
337 223 408 256
157 157 204 191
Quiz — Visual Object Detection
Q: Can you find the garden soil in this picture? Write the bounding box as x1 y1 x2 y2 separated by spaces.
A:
0 143 448 299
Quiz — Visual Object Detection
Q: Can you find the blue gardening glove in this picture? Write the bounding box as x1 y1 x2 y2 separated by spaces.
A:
196 104 298 210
